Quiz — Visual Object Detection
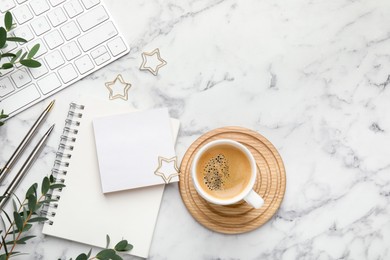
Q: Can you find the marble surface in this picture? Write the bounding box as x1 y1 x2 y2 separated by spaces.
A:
1 0 390 259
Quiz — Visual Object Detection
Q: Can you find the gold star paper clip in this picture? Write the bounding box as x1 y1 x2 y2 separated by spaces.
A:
154 156 180 184
105 74 132 100
139 48 167 76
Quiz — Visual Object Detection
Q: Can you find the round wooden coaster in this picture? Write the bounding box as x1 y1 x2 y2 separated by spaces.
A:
179 126 286 234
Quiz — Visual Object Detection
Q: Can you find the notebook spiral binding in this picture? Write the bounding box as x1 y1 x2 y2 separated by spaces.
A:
45 102 85 225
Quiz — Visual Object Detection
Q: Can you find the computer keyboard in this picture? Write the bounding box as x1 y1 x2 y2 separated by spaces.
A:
0 0 129 118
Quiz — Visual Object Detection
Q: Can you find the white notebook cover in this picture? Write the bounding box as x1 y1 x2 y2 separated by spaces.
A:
93 108 178 193
42 99 180 258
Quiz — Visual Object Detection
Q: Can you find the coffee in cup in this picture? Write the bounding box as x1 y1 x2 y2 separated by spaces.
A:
191 139 264 208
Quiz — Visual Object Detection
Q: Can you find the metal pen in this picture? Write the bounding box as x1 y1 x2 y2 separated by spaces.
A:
0 100 55 183
0 124 55 210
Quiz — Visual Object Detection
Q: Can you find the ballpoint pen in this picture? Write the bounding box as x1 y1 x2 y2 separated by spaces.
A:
0 100 55 184
0 124 55 210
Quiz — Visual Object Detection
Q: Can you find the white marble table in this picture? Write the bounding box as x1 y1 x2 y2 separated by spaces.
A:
1 0 390 259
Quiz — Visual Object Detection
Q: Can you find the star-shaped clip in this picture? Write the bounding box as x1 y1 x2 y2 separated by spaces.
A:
154 156 180 184
105 74 132 100
139 48 167 76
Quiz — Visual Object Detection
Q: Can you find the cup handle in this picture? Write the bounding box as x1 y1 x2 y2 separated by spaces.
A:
244 190 264 209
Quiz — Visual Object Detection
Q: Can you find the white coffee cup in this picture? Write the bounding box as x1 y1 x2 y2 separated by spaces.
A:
191 139 264 209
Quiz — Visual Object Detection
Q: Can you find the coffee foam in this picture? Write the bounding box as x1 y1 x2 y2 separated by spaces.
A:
203 154 229 191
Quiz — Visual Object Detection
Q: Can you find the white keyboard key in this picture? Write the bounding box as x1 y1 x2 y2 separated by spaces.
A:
44 30 64 49
0 0 16 13
10 68 32 88
48 0 65 7
61 41 81 60
60 21 80 40
27 39 47 57
37 73 61 94
93 52 110 66
77 5 108 32
58 64 78 83
80 0 99 9
74 55 94 74
47 7 67 27
78 22 117 52
107 37 127 57
45 50 64 69
90 45 106 59
29 59 48 79
0 84 40 115
16 0 28 3
30 16 50 36
0 78 15 97
13 25 34 41
13 4 33 24
64 0 84 18
29 0 50 15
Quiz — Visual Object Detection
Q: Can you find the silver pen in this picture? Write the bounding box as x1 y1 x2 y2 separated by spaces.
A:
0 124 55 210
0 100 55 183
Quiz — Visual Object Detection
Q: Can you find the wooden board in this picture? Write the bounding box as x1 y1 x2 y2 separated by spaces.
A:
179 126 286 234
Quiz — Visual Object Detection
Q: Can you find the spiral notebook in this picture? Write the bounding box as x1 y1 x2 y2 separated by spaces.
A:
42 99 180 258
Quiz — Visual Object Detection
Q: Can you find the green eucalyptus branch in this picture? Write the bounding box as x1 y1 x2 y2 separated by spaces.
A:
73 235 133 260
0 175 65 259
0 11 42 127
0 11 41 74
0 175 133 259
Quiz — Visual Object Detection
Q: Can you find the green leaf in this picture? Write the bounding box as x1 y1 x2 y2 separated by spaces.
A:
106 234 110 248
10 49 22 63
75 254 88 260
6 37 27 43
4 12 12 31
13 211 23 232
26 183 38 198
27 216 48 223
96 249 116 259
1 209 12 225
0 254 6 260
0 27 6 48
19 51 27 61
0 215 6 232
114 240 133 251
0 110 8 120
1 63 13 69
1 53 16 58
23 206 28 222
12 199 18 213
5 235 35 245
22 223 32 232
20 59 41 68
1 236 8 256
27 44 40 59
49 183 66 190
41 176 50 195
13 193 22 206
39 198 59 204
111 255 122 260
86 248 92 258
28 194 36 212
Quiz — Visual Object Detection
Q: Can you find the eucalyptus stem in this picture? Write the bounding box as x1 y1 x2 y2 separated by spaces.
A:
7 193 45 257
0 197 27 251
